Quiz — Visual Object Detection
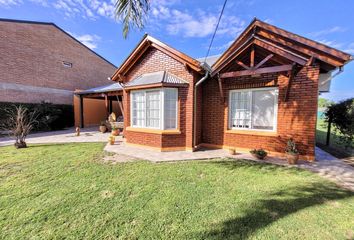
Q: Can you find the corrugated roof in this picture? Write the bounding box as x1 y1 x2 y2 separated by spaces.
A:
197 55 221 66
124 71 189 88
76 82 122 95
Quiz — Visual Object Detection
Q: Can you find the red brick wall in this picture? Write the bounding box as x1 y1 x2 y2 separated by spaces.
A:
0 21 115 104
201 65 320 160
123 47 200 150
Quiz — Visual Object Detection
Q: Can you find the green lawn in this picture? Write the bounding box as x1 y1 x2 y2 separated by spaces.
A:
316 118 354 160
1 143 353 239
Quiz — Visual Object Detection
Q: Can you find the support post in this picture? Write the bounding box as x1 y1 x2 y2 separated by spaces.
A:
326 117 332 146
79 95 84 128
109 99 113 114
217 74 225 103
104 94 109 118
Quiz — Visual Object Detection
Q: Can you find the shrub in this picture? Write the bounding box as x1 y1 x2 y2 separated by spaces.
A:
0 102 74 131
325 98 354 148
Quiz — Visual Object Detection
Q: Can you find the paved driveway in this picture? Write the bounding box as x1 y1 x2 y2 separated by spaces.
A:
0 127 111 147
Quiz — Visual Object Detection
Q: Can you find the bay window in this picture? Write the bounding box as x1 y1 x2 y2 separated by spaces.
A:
131 88 178 129
229 87 278 131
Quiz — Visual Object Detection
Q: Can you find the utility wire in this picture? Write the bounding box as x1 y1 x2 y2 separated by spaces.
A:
204 0 228 63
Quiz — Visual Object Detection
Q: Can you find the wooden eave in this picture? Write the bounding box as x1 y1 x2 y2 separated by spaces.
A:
212 19 352 75
111 35 203 82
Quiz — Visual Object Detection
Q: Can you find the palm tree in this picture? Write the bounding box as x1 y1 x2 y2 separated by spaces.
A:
115 0 150 38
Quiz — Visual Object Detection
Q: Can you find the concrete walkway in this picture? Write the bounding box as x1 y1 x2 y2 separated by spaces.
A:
0 127 110 147
105 142 354 191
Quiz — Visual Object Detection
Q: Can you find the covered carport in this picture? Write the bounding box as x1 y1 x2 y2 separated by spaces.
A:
74 83 124 128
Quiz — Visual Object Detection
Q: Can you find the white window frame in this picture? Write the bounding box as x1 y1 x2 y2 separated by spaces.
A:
130 88 178 130
228 87 278 132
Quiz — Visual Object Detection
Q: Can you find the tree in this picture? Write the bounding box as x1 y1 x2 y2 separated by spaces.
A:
115 0 150 38
318 97 334 108
0 105 38 148
325 98 354 148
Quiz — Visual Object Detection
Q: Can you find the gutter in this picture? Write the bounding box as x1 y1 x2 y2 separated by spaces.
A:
193 62 211 150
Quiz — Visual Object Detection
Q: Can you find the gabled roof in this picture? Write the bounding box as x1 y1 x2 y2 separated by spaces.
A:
111 35 203 81
212 18 353 75
0 18 116 68
124 71 188 88
75 82 122 95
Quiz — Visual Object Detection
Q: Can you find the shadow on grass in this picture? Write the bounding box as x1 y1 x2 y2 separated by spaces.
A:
193 164 354 239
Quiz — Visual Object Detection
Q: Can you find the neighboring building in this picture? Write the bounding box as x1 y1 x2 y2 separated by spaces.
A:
0 18 116 105
76 19 352 160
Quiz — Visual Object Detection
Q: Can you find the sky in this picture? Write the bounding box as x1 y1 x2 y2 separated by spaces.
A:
0 0 353 102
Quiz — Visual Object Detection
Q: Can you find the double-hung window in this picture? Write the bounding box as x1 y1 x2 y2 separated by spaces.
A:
229 87 278 131
131 88 178 130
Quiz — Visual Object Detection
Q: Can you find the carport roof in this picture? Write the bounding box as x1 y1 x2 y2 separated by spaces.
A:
75 82 122 95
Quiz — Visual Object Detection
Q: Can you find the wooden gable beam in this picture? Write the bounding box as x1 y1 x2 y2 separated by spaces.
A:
220 64 293 78
236 60 251 70
256 30 345 67
253 38 307 65
250 45 255 68
255 54 274 69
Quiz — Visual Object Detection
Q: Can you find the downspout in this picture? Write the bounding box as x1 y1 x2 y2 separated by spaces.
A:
193 63 211 150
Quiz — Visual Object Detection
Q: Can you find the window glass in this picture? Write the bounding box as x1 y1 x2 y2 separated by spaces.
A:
229 88 277 131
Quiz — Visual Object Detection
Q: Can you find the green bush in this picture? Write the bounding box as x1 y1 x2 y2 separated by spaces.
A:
0 102 74 131
325 98 354 148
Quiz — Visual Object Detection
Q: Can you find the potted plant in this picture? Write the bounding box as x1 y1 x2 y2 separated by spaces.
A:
111 125 120 136
228 147 236 155
99 121 107 133
285 138 299 164
250 148 268 160
108 135 115 145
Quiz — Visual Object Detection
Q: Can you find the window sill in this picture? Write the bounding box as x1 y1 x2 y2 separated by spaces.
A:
126 127 181 135
225 129 278 136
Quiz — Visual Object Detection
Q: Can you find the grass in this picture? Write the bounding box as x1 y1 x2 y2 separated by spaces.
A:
316 118 353 165
1 143 354 239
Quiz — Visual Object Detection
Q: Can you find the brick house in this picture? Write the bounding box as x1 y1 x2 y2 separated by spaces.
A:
0 18 116 105
77 19 352 160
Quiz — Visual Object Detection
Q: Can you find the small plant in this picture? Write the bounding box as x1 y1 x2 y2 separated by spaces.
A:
250 148 267 159
285 138 299 164
228 148 236 155
99 121 107 133
0 105 38 148
108 135 115 145
285 138 299 155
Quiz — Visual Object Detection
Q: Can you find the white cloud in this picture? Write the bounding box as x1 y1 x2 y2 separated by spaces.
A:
69 32 101 49
149 6 246 38
0 0 22 7
316 39 344 49
343 42 354 54
309 26 347 37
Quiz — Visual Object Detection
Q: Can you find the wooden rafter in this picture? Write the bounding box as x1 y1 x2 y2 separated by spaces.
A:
236 60 251 70
220 64 293 78
250 46 255 68
255 54 274 69
253 38 307 65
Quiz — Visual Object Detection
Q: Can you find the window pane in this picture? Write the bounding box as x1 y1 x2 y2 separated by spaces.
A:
230 91 251 129
164 89 178 129
146 90 161 128
131 92 145 127
252 90 276 130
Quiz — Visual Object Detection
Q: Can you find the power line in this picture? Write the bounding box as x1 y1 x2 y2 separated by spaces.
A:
204 0 228 63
